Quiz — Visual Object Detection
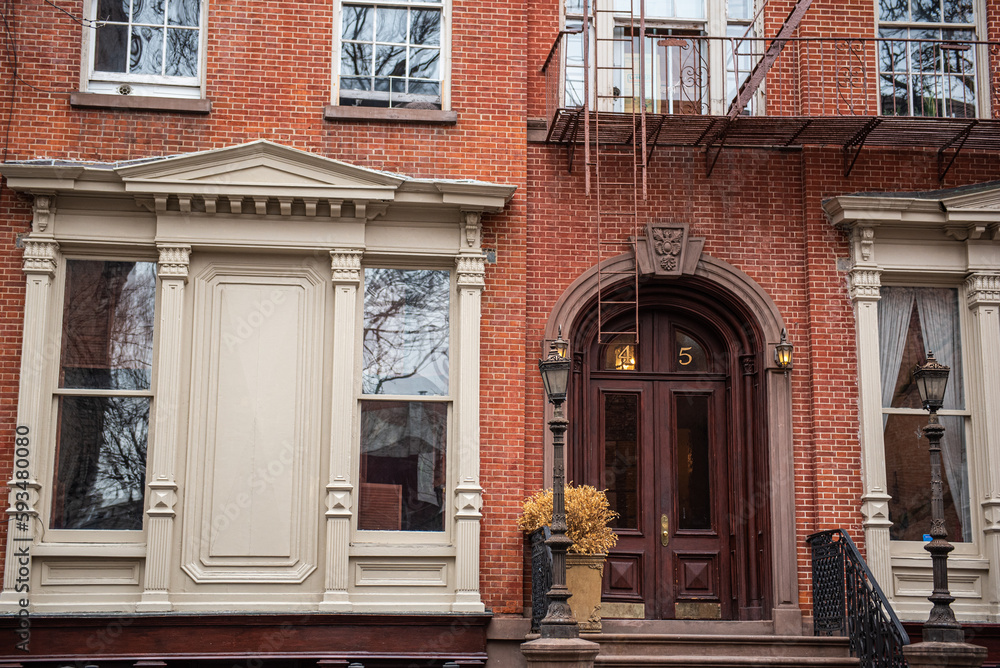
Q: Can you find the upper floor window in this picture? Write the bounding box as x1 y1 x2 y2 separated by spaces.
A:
338 0 445 109
52 260 156 531
878 0 978 117
562 0 758 115
88 0 204 98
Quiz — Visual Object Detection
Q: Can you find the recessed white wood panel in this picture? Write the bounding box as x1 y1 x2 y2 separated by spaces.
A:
210 283 300 558
182 260 324 583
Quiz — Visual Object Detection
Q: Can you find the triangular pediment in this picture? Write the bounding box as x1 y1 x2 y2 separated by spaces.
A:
940 181 1000 211
116 140 404 200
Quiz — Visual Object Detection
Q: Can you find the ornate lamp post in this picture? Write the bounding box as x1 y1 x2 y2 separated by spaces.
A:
537 328 577 640
911 351 963 643
903 352 986 668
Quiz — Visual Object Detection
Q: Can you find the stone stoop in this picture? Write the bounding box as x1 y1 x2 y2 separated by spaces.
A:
591 634 859 667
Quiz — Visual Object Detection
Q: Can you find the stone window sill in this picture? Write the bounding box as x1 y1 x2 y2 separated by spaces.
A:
324 105 457 124
70 92 212 114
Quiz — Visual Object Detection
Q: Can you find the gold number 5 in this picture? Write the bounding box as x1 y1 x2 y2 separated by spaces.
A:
679 346 693 366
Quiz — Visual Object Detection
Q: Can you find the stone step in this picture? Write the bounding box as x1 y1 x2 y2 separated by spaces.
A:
596 656 859 667
592 634 853 658
585 634 858 667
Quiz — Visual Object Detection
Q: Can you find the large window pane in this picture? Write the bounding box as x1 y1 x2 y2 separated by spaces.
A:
879 286 971 542
358 401 447 531
51 396 149 530
60 261 156 391
676 394 711 530
363 268 449 396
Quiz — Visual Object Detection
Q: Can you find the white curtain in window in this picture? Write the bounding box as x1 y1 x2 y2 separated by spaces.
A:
878 287 915 419
915 288 971 541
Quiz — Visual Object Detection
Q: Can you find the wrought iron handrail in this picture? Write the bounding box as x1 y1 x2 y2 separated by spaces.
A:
807 529 910 668
529 526 553 633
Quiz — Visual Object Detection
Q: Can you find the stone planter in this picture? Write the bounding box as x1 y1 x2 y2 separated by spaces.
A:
566 552 606 633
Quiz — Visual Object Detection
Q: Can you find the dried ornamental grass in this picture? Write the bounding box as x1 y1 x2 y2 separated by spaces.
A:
517 484 618 555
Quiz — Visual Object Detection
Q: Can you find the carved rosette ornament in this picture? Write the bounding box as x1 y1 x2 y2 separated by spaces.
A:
330 249 363 284
22 239 58 275
157 245 191 280
966 273 1000 306
456 254 486 288
849 268 881 302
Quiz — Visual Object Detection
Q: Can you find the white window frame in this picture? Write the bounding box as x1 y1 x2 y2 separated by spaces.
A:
41 252 160 546
353 264 455 546
81 0 208 99
332 0 453 110
875 0 988 118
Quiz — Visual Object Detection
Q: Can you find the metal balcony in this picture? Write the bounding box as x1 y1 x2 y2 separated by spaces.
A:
540 32 1000 177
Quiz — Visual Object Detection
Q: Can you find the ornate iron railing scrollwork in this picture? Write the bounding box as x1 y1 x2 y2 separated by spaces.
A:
530 526 553 634
807 529 910 668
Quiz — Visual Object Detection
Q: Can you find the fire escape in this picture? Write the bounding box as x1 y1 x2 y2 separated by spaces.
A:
541 0 1000 348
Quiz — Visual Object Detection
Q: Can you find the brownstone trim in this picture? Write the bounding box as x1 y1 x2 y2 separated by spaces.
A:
69 93 212 114
324 105 458 124
0 613 490 665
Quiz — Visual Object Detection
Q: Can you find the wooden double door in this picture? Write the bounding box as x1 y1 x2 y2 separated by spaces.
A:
572 303 769 621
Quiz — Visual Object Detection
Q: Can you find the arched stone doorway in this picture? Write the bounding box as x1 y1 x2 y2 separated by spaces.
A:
542 228 802 631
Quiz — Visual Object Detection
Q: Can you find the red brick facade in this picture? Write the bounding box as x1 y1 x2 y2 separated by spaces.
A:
2 0 1000 654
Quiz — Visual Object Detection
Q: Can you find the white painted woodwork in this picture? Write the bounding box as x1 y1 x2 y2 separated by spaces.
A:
0 238 58 610
0 141 514 613
138 245 190 612
182 263 323 583
453 246 485 613
827 187 1000 622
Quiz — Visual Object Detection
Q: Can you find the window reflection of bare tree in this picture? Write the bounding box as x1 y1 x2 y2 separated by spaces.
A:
363 268 449 396
54 261 155 530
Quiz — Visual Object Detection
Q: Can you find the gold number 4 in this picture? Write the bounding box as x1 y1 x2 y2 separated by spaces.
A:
678 346 693 366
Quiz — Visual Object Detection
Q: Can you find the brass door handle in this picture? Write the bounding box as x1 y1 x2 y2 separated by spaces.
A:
661 514 669 546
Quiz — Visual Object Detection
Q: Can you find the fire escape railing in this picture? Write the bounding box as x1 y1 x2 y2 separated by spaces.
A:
808 529 910 668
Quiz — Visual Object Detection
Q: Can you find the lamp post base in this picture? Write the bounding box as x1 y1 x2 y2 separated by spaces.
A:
903 641 987 668
521 636 600 668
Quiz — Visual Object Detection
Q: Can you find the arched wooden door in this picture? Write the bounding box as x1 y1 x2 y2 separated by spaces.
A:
570 288 771 621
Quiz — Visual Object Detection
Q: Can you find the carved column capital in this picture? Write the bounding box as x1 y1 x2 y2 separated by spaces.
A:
861 492 894 529
462 210 483 249
147 477 179 518
157 245 191 280
849 267 881 302
22 239 59 276
330 249 363 284
966 272 1000 307
325 483 353 518
456 254 486 289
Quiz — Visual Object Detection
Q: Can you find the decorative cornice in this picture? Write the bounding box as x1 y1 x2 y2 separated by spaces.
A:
330 249 363 284
849 268 881 302
456 254 486 288
22 239 58 276
157 245 191 280
32 192 55 232
966 272 1000 306
462 210 482 248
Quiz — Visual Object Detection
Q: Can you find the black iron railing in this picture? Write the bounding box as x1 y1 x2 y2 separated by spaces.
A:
808 529 910 668
530 527 553 634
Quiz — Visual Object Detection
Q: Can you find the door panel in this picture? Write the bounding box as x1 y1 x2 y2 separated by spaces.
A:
594 378 730 619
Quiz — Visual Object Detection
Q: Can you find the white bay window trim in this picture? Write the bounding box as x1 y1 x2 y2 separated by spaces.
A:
827 183 1000 623
0 141 514 614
